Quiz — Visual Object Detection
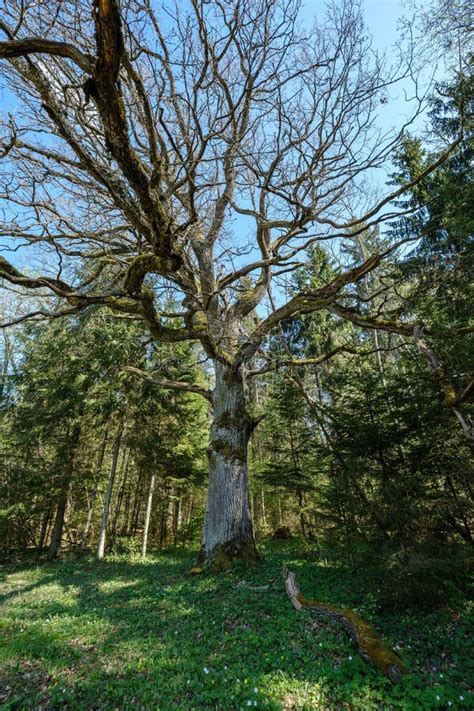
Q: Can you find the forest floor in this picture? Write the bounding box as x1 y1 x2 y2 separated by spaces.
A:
0 541 472 710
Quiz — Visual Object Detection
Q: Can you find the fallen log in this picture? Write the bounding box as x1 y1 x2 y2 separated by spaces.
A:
283 567 407 683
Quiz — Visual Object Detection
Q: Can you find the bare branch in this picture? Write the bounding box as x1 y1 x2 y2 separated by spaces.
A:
0 37 93 73
123 365 213 403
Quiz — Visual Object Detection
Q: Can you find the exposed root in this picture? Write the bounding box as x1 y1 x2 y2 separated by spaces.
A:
284 567 407 683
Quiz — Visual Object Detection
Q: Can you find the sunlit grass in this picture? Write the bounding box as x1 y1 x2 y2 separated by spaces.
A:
0 542 472 709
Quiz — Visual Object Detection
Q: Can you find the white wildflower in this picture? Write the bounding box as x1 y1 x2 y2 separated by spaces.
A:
203 667 209 674
253 687 258 693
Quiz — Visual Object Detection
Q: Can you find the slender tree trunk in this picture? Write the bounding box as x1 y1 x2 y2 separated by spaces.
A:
159 491 168 546
48 494 69 560
79 428 108 552
47 423 81 560
97 420 123 560
166 491 174 544
130 473 144 535
80 489 99 552
187 495 194 526
110 447 129 542
260 488 267 528
0 340 8 400
298 490 307 537
141 474 156 558
37 506 52 552
172 487 181 544
201 362 258 568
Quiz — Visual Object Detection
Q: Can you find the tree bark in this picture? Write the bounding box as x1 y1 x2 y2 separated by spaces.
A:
201 362 258 569
97 419 123 560
110 446 129 543
47 423 81 560
37 506 52 552
284 568 407 683
172 487 182 544
298 490 307 538
141 474 156 558
79 428 108 552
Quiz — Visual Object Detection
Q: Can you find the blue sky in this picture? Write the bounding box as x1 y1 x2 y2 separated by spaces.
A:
0 0 438 279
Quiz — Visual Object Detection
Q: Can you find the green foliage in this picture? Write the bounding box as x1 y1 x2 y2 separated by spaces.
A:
0 542 472 710
247 69 473 607
0 308 209 557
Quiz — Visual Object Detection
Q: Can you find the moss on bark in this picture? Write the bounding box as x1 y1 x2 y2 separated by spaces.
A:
198 540 260 572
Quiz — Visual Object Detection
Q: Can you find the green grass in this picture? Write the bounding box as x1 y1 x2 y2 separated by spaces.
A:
0 541 472 710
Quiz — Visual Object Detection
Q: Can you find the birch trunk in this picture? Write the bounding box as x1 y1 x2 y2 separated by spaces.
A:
97 420 123 560
201 362 258 568
141 474 156 558
79 428 108 552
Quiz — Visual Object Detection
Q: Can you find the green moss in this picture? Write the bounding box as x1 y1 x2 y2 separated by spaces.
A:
213 548 234 572
191 311 208 333
140 286 155 300
106 295 139 312
210 439 245 462
296 593 406 682
443 383 457 405
209 540 260 572
124 253 181 294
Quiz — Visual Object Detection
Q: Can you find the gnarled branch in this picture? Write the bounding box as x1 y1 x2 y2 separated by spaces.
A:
284 568 407 683
0 37 94 73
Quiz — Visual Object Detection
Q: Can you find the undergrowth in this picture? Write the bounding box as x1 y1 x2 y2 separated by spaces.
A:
0 541 472 710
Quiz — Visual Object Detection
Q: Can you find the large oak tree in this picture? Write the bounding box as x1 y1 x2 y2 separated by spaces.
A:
0 0 466 566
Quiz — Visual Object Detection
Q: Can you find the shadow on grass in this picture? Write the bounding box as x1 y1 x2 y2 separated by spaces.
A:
1 542 471 710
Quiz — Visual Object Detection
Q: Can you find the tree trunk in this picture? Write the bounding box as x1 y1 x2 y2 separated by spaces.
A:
260 487 267 529
97 420 123 560
298 490 307 538
47 423 81 561
37 506 52 552
130 473 144 536
79 428 108 552
110 447 129 543
142 474 156 558
201 362 258 569
172 487 182 544
186 495 194 527
48 492 69 560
